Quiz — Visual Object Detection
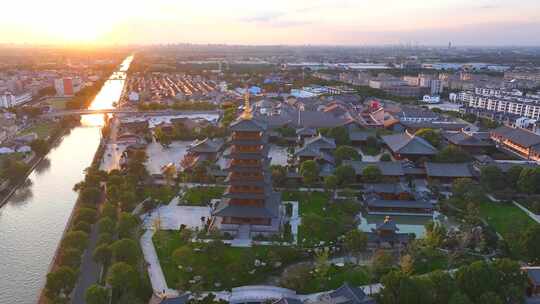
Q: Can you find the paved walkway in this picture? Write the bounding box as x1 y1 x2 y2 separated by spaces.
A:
513 201 540 224
71 223 101 304
141 230 179 298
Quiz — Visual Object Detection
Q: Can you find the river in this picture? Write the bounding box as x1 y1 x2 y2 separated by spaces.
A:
0 55 133 304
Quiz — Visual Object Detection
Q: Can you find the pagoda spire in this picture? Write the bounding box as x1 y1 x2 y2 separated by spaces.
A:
240 89 253 120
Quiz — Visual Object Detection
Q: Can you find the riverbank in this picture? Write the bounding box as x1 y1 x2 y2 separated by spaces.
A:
36 133 107 304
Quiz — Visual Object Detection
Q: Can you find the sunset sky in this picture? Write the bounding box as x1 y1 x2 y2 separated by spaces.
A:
1 0 539 46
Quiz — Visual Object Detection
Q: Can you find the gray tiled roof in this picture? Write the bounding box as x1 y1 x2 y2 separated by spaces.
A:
188 138 224 153
443 131 493 147
230 118 267 132
365 183 410 194
382 133 438 155
273 298 304 304
343 160 405 176
425 162 473 178
212 192 280 218
526 268 540 286
349 130 374 142
329 283 376 304
366 198 433 209
491 126 540 148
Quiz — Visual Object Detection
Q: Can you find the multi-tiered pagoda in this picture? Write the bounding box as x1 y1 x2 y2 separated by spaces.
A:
211 94 282 237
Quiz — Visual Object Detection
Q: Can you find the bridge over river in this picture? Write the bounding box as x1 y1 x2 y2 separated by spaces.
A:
41 108 222 118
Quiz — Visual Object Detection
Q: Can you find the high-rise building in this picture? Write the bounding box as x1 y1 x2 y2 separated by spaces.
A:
211 93 282 237
54 77 82 96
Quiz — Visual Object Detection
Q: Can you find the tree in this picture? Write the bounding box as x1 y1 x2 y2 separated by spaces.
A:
333 145 360 165
299 160 319 186
344 230 368 257
80 186 102 205
448 292 474 304
111 238 139 266
271 165 287 187
428 270 457 304
107 262 138 294
435 146 471 163
451 178 483 202
154 127 172 147
477 292 503 304
279 263 312 292
45 266 77 301
416 128 441 147
98 217 115 234
520 225 540 264
97 233 113 246
455 261 498 302
371 249 394 279
76 207 98 224
85 284 109 304
506 166 523 189
323 174 338 196
518 167 540 194
102 203 117 220
424 220 446 248
30 138 50 156
60 248 82 269
327 126 350 145
117 212 139 239
335 164 355 185
493 258 527 303
362 165 382 183
380 153 392 161
480 165 505 191
4 160 30 184
62 230 89 251
93 244 112 266
400 254 414 275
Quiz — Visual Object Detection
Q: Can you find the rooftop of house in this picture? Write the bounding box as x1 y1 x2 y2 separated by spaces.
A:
187 138 224 153
343 160 405 176
491 126 540 148
425 162 473 178
443 131 493 147
328 283 376 304
524 267 540 286
382 132 438 155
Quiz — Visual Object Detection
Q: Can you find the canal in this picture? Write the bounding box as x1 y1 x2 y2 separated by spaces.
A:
0 55 133 304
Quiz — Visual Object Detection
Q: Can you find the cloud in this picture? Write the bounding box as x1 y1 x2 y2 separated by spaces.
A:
240 11 285 23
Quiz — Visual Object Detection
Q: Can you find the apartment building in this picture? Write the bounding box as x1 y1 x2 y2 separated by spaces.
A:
459 87 540 120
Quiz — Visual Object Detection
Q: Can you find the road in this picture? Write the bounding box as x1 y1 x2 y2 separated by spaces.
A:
71 223 101 304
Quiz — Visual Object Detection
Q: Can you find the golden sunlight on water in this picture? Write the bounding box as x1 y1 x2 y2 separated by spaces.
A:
80 55 134 127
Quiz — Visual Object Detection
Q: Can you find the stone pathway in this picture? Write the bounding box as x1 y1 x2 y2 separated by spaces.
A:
513 201 540 224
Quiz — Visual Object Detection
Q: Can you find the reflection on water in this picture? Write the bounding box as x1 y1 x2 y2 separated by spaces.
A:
0 55 132 304
34 158 51 175
358 211 452 238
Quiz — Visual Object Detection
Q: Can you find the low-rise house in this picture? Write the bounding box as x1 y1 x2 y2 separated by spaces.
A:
395 106 439 123
364 183 414 200
397 121 468 133
116 132 144 145
349 130 374 146
523 266 540 298
343 160 405 182
181 138 224 170
490 126 540 162
296 127 317 142
425 162 474 184
366 216 413 249
295 135 336 165
443 130 493 154
363 195 433 216
312 283 376 304
381 132 438 160
118 120 149 135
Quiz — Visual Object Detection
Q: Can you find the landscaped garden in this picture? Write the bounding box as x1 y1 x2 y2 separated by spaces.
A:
282 191 361 246
478 201 536 236
152 230 305 291
182 186 225 206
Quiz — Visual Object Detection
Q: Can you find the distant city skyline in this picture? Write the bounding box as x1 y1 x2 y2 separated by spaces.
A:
1 0 540 46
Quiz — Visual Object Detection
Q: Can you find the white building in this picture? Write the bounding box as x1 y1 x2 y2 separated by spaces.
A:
0 91 32 108
459 87 540 120
422 95 440 104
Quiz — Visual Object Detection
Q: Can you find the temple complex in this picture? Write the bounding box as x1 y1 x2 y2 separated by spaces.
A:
211 92 282 237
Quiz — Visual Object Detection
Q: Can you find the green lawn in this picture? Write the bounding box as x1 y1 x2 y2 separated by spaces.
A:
283 191 360 246
153 230 304 291
45 97 71 110
303 265 370 293
20 122 58 139
182 186 225 206
478 201 536 236
361 145 381 156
